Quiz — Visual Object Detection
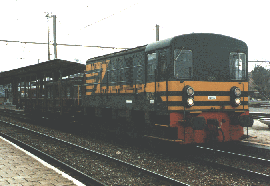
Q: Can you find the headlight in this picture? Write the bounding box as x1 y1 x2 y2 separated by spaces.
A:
187 97 194 106
230 86 242 107
235 98 241 105
183 85 194 107
187 87 194 96
234 87 241 96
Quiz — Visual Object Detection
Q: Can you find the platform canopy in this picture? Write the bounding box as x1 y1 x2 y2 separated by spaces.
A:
0 59 86 84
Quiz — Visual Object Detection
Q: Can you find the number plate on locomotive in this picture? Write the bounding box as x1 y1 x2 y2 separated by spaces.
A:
208 96 216 100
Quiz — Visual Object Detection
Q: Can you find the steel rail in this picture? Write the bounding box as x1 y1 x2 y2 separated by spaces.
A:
196 145 270 165
195 145 270 182
0 119 189 186
0 129 106 186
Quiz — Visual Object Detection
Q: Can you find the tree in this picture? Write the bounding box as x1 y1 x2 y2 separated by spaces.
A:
251 66 270 99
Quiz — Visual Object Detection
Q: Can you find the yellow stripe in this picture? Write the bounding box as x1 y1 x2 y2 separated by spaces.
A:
193 96 248 101
86 64 91 71
168 105 248 111
185 105 248 110
185 106 220 110
168 81 184 91
168 106 184 110
86 79 95 84
161 96 182 101
223 105 248 109
155 124 169 127
184 81 249 91
194 96 229 101
189 111 202 113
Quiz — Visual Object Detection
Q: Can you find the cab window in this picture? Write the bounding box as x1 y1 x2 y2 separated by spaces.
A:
147 53 157 75
174 49 193 79
125 57 133 86
159 50 167 78
229 52 246 80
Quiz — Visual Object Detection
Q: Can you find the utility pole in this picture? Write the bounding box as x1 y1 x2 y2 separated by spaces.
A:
156 24 159 41
45 12 52 60
48 27 50 60
53 15 57 59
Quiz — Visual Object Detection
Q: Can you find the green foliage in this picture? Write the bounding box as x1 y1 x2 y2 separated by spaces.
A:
251 65 270 94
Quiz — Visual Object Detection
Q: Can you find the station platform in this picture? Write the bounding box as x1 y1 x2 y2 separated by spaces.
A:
0 104 22 111
0 136 83 186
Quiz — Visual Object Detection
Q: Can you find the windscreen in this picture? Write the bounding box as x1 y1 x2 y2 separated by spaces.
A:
174 49 193 79
147 53 157 75
229 52 246 80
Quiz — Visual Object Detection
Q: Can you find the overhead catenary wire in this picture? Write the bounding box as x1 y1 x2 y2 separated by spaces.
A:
2 39 269 59
0 40 130 50
82 3 139 29
2 3 140 51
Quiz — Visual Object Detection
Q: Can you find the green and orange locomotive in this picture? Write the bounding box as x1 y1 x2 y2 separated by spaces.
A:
83 33 253 144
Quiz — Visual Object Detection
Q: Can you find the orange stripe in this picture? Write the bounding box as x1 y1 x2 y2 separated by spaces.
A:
185 106 221 110
168 81 184 91
168 105 248 111
194 96 230 101
168 106 184 110
161 96 182 101
145 82 155 92
86 79 95 84
86 64 91 71
223 105 248 109
145 81 249 92
184 81 248 91
189 111 202 113
194 96 248 101
160 96 247 102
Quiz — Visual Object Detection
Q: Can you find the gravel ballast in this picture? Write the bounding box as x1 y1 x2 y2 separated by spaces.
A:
1 115 269 185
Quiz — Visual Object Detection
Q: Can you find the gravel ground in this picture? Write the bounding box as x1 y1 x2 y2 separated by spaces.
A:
0 121 161 185
250 107 270 113
201 150 270 176
244 107 270 145
1 115 269 185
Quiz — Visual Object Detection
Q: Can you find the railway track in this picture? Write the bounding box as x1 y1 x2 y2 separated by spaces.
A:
1 109 270 184
0 121 106 186
194 145 270 182
0 119 188 186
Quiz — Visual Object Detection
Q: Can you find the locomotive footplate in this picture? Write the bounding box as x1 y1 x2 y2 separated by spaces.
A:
144 124 179 142
144 135 184 143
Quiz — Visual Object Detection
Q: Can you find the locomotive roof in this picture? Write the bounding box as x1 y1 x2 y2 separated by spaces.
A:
87 33 247 63
86 45 146 63
145 33 247 52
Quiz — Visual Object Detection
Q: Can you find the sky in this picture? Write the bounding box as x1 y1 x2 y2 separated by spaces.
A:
0 0 270 72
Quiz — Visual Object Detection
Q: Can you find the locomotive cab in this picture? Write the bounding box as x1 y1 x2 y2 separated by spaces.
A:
144 33 253 144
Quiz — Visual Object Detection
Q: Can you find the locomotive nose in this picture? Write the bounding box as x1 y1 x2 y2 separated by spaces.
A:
190 117 206 130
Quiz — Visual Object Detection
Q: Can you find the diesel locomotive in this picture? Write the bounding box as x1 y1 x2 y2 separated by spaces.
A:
83 33 253 144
